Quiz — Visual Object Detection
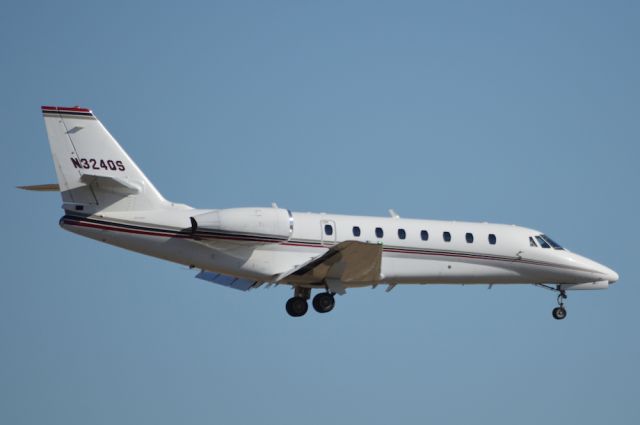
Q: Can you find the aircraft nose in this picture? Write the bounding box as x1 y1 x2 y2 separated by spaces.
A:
570 253 619 283
604 267 619 283
594 262 619 283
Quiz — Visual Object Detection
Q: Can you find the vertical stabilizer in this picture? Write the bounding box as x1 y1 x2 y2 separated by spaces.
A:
42 106 168 213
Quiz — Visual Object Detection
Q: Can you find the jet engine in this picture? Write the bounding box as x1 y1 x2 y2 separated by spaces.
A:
190 207 293 241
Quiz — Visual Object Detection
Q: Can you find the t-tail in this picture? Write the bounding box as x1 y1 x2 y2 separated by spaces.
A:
39 106 169 214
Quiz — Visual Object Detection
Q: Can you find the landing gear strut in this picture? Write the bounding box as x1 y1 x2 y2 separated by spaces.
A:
552 290 567 320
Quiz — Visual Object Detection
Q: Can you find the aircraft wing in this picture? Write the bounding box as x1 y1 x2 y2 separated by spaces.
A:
276 240 383 292
194 241 382 294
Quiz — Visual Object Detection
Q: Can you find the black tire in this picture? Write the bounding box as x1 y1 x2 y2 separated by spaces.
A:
312 292 335 313
285 296 308 317
552 306 567 320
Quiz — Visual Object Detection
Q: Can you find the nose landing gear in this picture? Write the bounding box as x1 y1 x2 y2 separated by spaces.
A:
535 284 568 320
552 290 567 320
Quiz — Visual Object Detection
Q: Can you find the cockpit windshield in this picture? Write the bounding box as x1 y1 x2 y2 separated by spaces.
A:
540 234 564 250
535 235 550 248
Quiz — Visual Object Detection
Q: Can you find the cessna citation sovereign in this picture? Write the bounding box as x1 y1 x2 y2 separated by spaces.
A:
22 106 619 320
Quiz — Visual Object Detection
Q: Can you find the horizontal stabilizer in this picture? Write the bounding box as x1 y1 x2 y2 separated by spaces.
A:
195 270 260 291
17 183 60 192
80 173 141 194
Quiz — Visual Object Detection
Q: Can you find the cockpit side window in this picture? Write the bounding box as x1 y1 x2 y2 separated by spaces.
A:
535 235 550 248
529 237 537 247
541 234 564 250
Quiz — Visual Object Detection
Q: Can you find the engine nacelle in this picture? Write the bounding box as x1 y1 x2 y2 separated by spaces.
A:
191 207 293 242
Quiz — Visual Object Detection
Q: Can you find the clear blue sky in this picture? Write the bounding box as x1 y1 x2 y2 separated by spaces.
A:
1 1 638 424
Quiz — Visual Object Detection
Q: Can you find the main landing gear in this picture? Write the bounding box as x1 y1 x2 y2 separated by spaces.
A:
285 287 336 317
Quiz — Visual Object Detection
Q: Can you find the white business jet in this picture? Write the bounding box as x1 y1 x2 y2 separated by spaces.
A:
21 106 618 319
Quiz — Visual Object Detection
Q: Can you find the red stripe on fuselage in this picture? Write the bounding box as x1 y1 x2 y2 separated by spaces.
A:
65 220 189 238
63 218 285 243
62 217 587 272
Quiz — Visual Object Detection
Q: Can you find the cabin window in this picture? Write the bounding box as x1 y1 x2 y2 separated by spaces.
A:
376 227 384 238
353 226 361 237
529 237 537 247
398 229 406 240
421 230 429 241
324 224 333 236
535 236 550 248
443 231 451 242
466 233 474 243
489 234 497 245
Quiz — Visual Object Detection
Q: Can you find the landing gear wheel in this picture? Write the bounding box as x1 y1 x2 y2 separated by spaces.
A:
312 292 335 313
285 296 308 317
552 306 567 320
